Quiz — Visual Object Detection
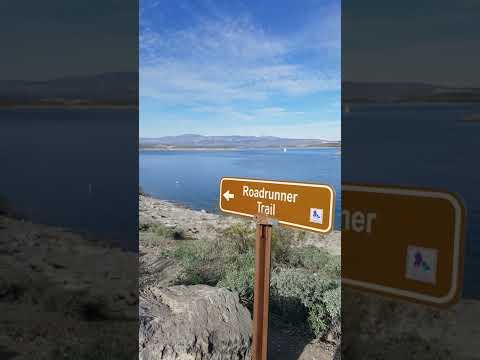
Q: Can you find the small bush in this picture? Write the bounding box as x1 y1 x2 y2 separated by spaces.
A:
154 224 175 238
171 224 256 305
172 240 224 285
309 286 341 338
270 268 341 339
288 246 340 278
139 223 188 240
270 227 295 265
219 223 296 265
221 222 255 254
217 251 255 306
296 230 308 242
138 223 151 232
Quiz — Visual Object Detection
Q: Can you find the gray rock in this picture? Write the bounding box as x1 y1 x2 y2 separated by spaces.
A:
139 285 252 360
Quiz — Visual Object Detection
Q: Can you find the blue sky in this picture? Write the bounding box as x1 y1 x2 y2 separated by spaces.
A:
140 0 340 140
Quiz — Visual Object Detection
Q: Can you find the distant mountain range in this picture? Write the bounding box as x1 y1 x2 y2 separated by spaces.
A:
343 81 480 103
140 134 340 150
0 72 137 107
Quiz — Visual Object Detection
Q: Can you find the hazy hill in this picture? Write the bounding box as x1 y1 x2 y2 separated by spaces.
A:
0 72 137 106
140 134 339 149
343 81 480 103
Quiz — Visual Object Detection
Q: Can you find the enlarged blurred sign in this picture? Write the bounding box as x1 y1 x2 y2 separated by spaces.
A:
342 184 466 307
219 177 335 233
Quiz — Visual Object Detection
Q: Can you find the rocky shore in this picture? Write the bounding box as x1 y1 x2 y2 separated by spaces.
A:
139 195 341 254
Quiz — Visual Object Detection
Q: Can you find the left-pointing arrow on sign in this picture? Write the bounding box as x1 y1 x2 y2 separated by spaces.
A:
223 190 235 201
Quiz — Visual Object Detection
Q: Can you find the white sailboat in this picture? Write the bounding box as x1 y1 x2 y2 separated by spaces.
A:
283 147 287 153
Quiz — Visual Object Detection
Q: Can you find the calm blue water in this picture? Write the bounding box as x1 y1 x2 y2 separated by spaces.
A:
139 148 342 229
343 103 480 297
0 109 138 250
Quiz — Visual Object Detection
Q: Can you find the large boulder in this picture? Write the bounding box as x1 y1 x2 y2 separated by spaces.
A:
139 285 252 360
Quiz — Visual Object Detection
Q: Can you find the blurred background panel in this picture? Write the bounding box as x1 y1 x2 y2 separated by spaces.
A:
0 1 138 358
342 0 480 358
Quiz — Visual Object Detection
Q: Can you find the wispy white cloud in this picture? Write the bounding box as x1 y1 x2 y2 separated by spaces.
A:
294 2 341 52
255 107 299 116
187 105 306 122
141 14 287 62
140 13 339 105
190 105 255 122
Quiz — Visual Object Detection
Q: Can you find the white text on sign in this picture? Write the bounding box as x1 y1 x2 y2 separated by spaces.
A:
243 185 300 216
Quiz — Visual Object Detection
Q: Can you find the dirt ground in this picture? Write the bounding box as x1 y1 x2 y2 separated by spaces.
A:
0 215 137 359
268 315 338 360
342 288 480 359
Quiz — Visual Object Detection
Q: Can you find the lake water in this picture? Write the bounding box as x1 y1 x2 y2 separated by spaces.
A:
139 148 342 229
0 108 138 250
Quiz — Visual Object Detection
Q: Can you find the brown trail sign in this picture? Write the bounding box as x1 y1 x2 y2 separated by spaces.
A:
219 177 335 360
219 177 335 233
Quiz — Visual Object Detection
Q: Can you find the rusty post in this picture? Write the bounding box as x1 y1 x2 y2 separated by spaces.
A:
252 214 273 360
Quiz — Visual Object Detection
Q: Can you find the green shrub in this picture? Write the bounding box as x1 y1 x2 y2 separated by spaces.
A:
139 223 188 240
217 251 255 306
270 268 340 339
308 286 341 338
296 230 308 243
172 240 223 285
288 246 340 278
154 224 175 238
138 222 151 232
170 224 256 305
270 227 295 265
221 222 255 254
219 223 296 266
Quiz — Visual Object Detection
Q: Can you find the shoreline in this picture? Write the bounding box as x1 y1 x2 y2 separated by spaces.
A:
139 194 341 255
140 192 342 232
139 145 341 152
0 104 138 110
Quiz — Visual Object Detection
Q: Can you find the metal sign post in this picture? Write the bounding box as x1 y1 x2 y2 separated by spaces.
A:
252 215 273 360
